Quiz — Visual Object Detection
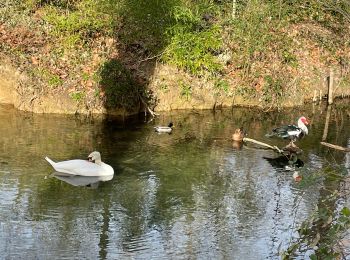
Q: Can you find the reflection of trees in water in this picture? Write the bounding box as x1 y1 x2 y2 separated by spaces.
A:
3 103 350 257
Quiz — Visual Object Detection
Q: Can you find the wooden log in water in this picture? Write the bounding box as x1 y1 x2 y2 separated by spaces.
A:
243 137 282 153
320 142 350 152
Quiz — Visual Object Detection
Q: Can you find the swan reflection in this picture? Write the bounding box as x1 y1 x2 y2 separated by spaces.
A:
52 172 114 188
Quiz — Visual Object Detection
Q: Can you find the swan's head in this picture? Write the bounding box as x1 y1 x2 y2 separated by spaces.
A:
88 151 102 165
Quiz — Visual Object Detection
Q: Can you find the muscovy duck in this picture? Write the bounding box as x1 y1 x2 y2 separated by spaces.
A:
266 116 309 143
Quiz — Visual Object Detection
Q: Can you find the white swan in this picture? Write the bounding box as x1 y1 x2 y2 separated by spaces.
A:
45 151 114 177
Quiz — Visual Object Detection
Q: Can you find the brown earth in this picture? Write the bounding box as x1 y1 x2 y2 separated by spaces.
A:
1 21 350 115
1 57 349 115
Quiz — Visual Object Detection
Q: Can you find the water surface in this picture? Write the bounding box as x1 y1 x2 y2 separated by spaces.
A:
0 103 349 259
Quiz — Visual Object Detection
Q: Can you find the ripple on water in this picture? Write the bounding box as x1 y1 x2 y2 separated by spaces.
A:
1 105 350 259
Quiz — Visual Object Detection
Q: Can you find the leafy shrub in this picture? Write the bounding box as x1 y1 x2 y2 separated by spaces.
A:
162 4 223 77
97 59 141 109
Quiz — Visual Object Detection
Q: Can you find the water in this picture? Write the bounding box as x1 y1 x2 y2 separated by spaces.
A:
0 103 349 259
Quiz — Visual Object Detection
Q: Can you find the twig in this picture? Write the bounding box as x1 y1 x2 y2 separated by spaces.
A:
320 142 350 152
243 137 283 153
139 94 159 118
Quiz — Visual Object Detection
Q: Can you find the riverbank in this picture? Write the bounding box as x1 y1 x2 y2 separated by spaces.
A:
0 1 349 115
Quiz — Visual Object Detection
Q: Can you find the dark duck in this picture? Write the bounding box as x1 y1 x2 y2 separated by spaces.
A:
266 116 309 144
232 127 246 142
264 154 304 170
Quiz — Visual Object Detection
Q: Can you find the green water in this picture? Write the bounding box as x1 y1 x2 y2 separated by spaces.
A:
0 103 349 259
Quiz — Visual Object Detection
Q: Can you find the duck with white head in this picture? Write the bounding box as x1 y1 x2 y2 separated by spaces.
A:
266 116 309 144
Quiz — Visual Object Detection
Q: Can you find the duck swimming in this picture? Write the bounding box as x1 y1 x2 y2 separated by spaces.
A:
45 151 114 177
154 122 173 133
266 116 309 143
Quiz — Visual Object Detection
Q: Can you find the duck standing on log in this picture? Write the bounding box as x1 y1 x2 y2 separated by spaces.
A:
266 116 309 144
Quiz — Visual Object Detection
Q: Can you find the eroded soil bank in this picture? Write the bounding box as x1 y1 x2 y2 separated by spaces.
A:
1 57 349 115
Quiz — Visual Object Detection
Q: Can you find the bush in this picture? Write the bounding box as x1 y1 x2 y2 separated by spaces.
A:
97 59 141 109
162 3 224 77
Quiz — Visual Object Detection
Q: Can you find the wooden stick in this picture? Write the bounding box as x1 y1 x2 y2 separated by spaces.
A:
328 69 334 105
243 137 282 153
320 142 350 152
139 95 159 117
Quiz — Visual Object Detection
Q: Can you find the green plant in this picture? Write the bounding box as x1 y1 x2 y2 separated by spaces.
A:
235 85 257 99
214 79 229 96
261 75 285 105
282 50 298 67
48 74 63 87
97 59 140 109
159 83 169 93
180 82 192 100
41 1 113 41
70 91 84 102
162 4 223 77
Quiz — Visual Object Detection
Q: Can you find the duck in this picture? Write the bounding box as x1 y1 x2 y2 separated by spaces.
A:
45 151 114 177
154 122 173 133
232 127 246 141
266 116 309 143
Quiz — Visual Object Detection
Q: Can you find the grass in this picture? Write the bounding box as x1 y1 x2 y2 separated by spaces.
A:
0 0 349 111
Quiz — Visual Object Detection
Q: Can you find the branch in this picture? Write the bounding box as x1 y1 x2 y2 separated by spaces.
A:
243 137 283 153
139 94 159 117
320 141 350 152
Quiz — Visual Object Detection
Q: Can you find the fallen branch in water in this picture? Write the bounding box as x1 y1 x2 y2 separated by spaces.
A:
320 142 350 152
243 137 283 153
139 95 159 118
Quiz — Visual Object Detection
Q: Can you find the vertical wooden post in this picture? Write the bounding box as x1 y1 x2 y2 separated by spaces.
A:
312 90 317 102
322 105 332 141
319 89 322 101
328 69 334 105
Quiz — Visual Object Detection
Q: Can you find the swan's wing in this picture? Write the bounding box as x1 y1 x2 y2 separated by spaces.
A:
53 159 107 176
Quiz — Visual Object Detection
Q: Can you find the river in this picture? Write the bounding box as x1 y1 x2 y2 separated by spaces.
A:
0 103 349 259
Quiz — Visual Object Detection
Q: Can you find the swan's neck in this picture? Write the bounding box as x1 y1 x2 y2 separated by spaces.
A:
94 159 102 166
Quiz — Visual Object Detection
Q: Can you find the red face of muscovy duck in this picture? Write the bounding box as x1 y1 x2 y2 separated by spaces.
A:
300 117 309 125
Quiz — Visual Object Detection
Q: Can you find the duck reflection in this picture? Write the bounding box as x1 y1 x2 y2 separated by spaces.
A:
52 172 114 188
263 154 304 170
232 140 244 150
